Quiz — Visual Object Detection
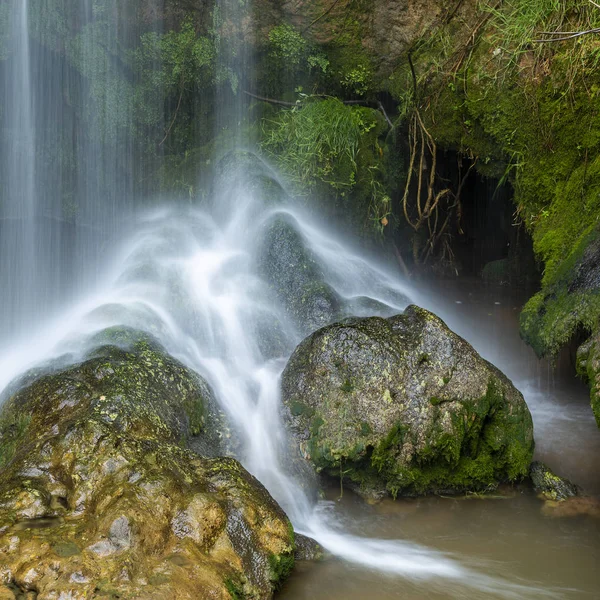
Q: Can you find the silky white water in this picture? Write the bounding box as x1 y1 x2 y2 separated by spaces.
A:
0 169 561 598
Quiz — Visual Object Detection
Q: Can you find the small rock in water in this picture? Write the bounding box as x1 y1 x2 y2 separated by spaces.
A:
294 533 325 561
530 461 579 501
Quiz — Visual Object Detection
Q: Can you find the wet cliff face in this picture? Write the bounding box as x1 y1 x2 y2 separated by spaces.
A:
251 0 471 79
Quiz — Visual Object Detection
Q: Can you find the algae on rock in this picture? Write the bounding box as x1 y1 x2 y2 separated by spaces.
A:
0 332 294 599
281 305 534 498
530 461 579 502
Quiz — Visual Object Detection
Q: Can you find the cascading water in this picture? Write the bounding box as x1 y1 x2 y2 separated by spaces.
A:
0 0 37 338
0 2 582 598
0 161 559 597
0 0 163 344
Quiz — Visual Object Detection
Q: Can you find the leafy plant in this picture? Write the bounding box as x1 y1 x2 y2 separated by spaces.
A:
261 97 390 232
268 24 329 73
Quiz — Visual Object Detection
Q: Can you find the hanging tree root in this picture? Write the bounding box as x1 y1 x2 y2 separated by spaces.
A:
401 107 475 266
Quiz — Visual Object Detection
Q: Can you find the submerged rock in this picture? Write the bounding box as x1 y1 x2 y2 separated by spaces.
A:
541 496 600 519
530 461 579 501
257 212 341 336
281 305 534 498
0 332 294 599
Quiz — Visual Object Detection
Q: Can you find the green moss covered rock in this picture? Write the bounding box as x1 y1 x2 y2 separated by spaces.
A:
281 305 534 498
0 332 294 599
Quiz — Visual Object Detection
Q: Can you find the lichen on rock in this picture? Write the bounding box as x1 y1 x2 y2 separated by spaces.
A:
0 330 294 599
281 305 534 498
529 461 578 502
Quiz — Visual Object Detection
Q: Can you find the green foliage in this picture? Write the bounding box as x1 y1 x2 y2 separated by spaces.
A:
268 24 329 73
269 24 307 65
261 97 388 227
340 64 372 96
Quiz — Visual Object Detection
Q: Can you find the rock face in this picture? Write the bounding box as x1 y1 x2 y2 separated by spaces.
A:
281 305 534 498
0 332 294 599
257 213 341 336
577 331 600 427
530 462 578 501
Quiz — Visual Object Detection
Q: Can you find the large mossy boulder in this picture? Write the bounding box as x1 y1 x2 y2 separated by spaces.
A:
0 332 294 599
257 213 341 336
281 305 534 498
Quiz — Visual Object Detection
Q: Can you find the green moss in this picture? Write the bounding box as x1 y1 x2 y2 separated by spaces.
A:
418 353 430 365
268 551 295 590
333 380 532 497
0 412 32 469
289 400 315 418
359 421 372 436
340 379 355 393
225 578 245 600
392 2 600 359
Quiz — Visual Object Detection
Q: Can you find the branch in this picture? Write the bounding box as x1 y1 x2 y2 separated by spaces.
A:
407 51 418 103
243 90 296 106
534 28 600 42
302 0 343 34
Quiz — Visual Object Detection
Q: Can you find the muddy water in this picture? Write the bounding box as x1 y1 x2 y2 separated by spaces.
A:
280 280 600 600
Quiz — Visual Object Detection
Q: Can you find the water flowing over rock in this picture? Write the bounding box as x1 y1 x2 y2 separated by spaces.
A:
281 305 534 498
257 212 342 337
0 332 294 599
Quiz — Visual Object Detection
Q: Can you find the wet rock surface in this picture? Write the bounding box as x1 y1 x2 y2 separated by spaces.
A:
568 234 600 294
530 461 579 501
281 305 534 498
577 330 600 427
293 533 325 562
0 331 294 599
257 212 341 336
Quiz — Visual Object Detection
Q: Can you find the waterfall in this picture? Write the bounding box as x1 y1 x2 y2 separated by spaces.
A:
0 0 37 338
0 3 562 598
